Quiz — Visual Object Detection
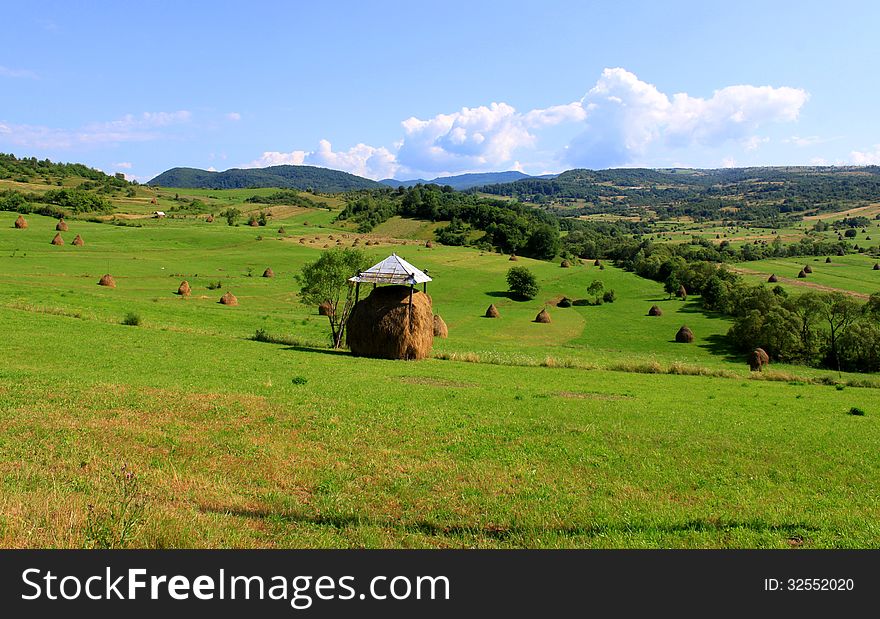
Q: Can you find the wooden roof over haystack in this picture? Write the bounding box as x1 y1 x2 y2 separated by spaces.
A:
349 253 432 285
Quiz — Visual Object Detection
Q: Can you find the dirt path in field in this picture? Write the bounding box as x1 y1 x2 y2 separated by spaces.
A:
803 203 880 221
730 266 870 299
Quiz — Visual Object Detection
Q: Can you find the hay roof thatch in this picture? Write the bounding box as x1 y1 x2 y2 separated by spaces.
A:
177 280 191 296
262 267 274 278
675 325 694 343
98 274 115 288
485 304 500 318
14 215 27 229
797 269 807 278
219 291 238 306
72 234 84 246
768 274 778 283
347 285 433 360
534 308 552 323
433 314 448 338
648 304 663 316
349 253 432 286
803 265 813 273
748 348 770 372
50 233 64 246
56 219 68 232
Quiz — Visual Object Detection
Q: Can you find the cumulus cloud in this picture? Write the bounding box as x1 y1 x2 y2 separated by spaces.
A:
248 140 399 179
851 146 880 165
113 162 132 169
225 112 241 121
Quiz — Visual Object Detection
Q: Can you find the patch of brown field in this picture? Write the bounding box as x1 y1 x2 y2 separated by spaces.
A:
397 376 476 388
804 203 880 221
555 391 633 401
730 266 869 299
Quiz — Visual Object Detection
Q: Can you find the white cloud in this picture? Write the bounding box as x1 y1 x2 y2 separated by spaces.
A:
225 112 241 121
249 150 307 166
721 157 737 168
743 136 769 151
786 135 823 147
113 162 132 169
851 146 880 165
0 65 38 79
247 140 399 179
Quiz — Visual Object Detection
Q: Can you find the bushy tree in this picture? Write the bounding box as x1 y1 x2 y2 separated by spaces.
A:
506 266 539 300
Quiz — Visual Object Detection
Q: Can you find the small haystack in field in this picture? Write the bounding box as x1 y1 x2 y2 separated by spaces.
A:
826 257 832 263
648 304 663 316
262 267 274 278
50 233 64 246
346 285 433 360
98 274 116 288
278 227 285 234
56 219 68 232
206 214 214 223
219 291 238 306
797 269 807 278
677 285 688 300
425 240 433 248
318 301 334 316
534 308 552 323
509 254 518 261
748 348 770 372
594 259 601 267
14 215 27 229
873 263 880 270
433 314 448 338
485 304 500 318
177 280 191 296
768 274 778 283
72 234 84 246
561 259 571 268
675 325 694 343
803 265 813 274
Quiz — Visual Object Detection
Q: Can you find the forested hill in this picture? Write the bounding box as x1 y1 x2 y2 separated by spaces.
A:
474 166 880 219
148 165 384 192
380 170 546 190
0 153 129 185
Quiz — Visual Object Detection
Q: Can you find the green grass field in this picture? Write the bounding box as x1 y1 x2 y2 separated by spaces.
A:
1 206 879 549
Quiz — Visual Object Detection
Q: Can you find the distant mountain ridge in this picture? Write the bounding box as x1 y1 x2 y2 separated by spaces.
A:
147 165 383 192
380 170 556 190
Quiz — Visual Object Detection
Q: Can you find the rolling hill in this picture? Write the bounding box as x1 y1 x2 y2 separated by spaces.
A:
380 170 553 190
147 165 384 192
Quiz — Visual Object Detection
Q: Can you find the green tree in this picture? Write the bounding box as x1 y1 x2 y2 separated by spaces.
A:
220 207 241 226
506 266 539 300
297 248 371 349
587 280 605 303
524 224 561 260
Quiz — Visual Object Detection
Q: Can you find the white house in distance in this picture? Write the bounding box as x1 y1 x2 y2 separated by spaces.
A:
153 211 166 218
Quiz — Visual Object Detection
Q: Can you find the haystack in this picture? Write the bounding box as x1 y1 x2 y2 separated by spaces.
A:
14 215 27 229
262 267 274 278
485 304 500 318
433 314 448 338
509 254 518 261
874 263 880 271
803 265 813 274
206 214 214 223
219 291 238 306
98 274 116 288
425 241 433 248
72 234 84 246
318 301 334 316
677 285 687 299
561 259 571 268
826 257 832 263
50 233 64 246
594 259 601 267
278 226 285 234
767 274 778 283
648 304 663 316
177 280 191 296
675 325 694 343
748 348 770 372
534 308 552 323
346 285 433 360
56 219 69 232
797 269 807 278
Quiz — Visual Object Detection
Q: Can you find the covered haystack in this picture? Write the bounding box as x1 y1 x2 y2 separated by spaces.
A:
318 301 334 316
561 259 571 268
177 280 191 296
56 219 69 231
346 285 433 360
748 348 770 372
433 314 448 338
534 308 552 323
509 254 518 261
14 215 27 229
803 265 813 274
485 304 500 318
797 269 807 278
767 274 778 283
675 325 694 343
219 291 238 306
72 234 84 246
262 267 274 278
98 274 116 288
206 214 214 223
826 257 832 263
648 304 663 316
50 233 64 246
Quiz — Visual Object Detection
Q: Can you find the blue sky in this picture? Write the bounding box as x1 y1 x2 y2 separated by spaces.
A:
1 1 878 182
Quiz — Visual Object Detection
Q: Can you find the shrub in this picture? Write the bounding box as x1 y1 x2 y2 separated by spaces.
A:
506 266 539 300
291 376 308 385
121 312 141 326
557 297 573 308
206 280 223 290
849 407 866 416
603 289 616 303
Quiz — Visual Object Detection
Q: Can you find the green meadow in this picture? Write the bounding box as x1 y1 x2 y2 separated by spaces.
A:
1 202 879 549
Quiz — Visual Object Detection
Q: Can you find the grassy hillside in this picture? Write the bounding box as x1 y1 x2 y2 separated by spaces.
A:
1 209 879 549
148 165 383 192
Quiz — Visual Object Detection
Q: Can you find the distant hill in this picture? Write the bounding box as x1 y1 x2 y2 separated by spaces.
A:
380 170 553 191
148 165 383 192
